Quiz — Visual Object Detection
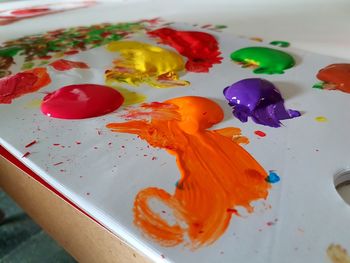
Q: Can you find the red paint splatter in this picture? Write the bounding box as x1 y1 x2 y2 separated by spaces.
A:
254 130 266 137
0 68 51 104
25 140 37 148
316 63 350 93
11 8 50 16
152 156 157 160
53 162 63 166
49 59 89 71
41 84 124 119
75 141 81 145
22 152 30 158
53 143 60 146
148 27 222 72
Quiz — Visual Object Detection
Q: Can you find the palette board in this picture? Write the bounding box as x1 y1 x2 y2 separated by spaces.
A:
1 1 350 263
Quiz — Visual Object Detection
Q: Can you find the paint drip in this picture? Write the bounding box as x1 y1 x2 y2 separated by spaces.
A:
41 84 124 119
49 59 89 71
0 68 51 104
107 96 270 248
223 78 301 127
105 41 189 88
314 64 350 93
231 47 295 74
148 27 222 72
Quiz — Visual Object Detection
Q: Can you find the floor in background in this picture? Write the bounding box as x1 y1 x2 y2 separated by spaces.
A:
0 190 76 263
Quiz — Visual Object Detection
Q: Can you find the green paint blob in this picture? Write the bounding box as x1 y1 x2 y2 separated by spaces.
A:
270 41 290 48
230 46 295 74
313 82 324 89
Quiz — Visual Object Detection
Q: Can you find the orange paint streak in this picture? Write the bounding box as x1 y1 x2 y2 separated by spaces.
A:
107 96 270 249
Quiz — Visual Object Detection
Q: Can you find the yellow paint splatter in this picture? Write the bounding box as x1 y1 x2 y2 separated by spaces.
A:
107 85 146 106
105 41 190 88
315 116 328 122
25 98 43 109
327 244 350 263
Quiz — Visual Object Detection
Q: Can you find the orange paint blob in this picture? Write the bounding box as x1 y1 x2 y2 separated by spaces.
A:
107 96 270 249
316 64 350 93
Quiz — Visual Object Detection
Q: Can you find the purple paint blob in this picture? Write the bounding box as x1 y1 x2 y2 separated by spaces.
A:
223 78 300 127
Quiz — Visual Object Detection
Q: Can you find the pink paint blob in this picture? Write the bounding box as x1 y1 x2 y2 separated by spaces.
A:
41 84 124 119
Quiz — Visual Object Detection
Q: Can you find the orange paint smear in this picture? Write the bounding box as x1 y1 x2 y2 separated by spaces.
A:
49 59 89 71
107 96 270 249
0 68 51 104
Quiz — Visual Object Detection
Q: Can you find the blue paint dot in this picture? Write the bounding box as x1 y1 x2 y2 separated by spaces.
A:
266 171 280 183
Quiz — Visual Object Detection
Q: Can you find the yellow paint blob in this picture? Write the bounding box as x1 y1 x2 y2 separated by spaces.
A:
315 116 328 122
105 41 189 88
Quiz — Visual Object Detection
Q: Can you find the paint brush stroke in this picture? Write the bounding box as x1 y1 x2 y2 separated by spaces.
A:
148 27 222 72
107 96 270 249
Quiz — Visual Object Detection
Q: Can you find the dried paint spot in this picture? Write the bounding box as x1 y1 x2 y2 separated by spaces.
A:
315 116 328 122
314 64 350 94
0 68 51 104
49 59 89 71
107 96 270 248
327 244 350 263
148 27 222 72
254 130 266 137
22 152 30 158
231 47 295 74
223 78 300 127
105 41 189 88
41 84 124 119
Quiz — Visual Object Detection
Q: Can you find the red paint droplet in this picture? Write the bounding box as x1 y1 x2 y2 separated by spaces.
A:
152 157 157 160
25 140 37 148
64 50 79 55
86 192 90 196
75 141 81 145
121 145 125 148
49 59 89 71
53 162 63 166
254 130 266 137
41 84 124 119
53 143 60 146
22 151 30 158
226 208 238 214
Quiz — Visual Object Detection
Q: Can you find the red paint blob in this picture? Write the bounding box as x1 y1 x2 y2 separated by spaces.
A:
50 59 89 71
316 63 350 93
0 68 51 104
41 84 124 119
148 27 222 73
254 130 266 137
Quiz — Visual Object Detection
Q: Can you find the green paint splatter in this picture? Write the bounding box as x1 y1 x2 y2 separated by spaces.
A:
270 41 290 48
215 25 227 29
313 82 324 89
230 46 295 74
0 21 150 77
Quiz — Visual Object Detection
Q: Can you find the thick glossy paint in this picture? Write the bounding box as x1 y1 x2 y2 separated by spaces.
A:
105 41 189 88
0 68 51 104
223 78 301 127
315 64 350 93
148 27 222 72
231 47 295 74
107 96 270 248
41 84 124 119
